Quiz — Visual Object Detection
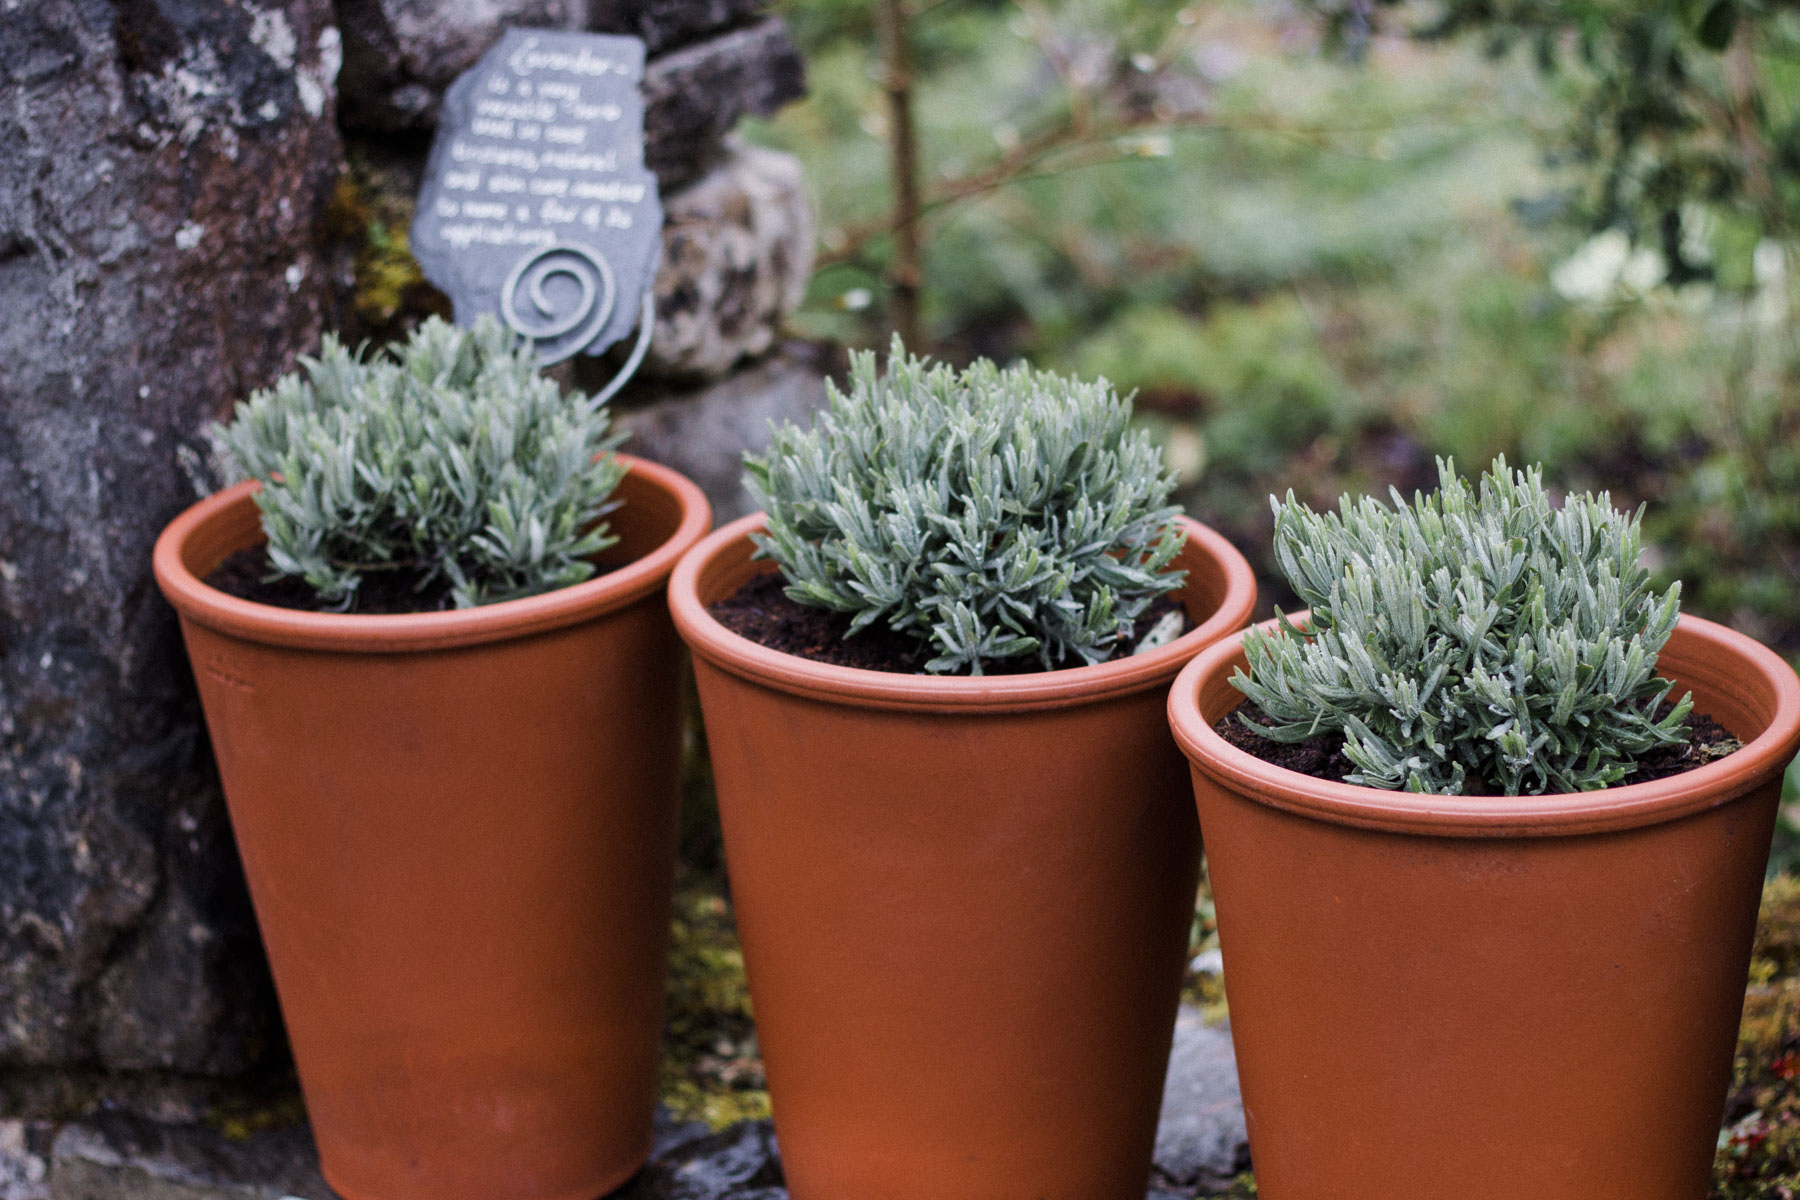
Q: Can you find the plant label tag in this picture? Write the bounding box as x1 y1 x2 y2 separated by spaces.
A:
411 29 663 364
1132 608 1186 655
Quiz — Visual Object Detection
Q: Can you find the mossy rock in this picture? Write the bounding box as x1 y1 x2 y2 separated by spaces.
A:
326 151 451 344
661 877 771 1128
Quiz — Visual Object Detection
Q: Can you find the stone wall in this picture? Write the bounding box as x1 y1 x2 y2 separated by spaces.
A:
0 0 344 1092
0 0 819 1102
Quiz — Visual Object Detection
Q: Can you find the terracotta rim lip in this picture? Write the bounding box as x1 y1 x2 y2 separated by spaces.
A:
152 452 712 654
668 511 1258 713
1167 611 1800 837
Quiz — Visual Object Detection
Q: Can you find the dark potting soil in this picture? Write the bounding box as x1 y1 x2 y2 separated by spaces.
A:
206 545 459 614
204 545 616 615
1215 700 1742 794
708 571 1191 676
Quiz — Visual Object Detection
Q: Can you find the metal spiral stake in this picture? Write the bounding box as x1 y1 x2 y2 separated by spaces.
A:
591 289 657 408
501 243 616 360
500 242 657 403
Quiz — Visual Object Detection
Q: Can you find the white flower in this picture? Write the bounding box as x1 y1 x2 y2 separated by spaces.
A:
1752 238 1789 327
1550 228 1666 303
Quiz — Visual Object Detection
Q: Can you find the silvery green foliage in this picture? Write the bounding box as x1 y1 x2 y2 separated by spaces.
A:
745 338 1187 675
1233 457 1691 795
214 316 626 610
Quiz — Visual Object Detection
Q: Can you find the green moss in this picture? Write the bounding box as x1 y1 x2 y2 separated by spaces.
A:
207 1092 310 1143
1182 874 1230 1025
660 1077 774 1129
326 153 451 344
1752 876 1800 984
356 220 430 329
660 876 770 1128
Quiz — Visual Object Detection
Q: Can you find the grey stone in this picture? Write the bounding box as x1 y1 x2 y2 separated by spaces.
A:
642 20 806 190
1153 1007 1250 1191
0 1073 255 1130
613 348 830 522
410 29 665 361
337 5 807 187
1 1121 51 1200
648 141 814 381
335 0 587 130
0 0 342 1075
589 0 769 57
352 133 808 379
648 1105 712 1161
616 1119 785 1200
48 1115 334 1200
22 1099 1238 1200
28 1106 798 1200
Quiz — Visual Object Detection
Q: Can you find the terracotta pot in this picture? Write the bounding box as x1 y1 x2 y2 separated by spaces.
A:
1167 614 1800 1200
667 514 1257 1200
153 455 710 1200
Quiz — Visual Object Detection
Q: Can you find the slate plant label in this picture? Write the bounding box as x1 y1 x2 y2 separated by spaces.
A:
412 30 664 364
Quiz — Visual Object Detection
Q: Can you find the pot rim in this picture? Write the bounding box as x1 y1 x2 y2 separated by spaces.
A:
1167 612 1800 837
153 452 711 654
668 512 1258 713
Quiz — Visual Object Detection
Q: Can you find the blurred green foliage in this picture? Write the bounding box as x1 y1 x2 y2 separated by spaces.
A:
753 0 1800 672
1309 0 1800 281
1070 300 1357 477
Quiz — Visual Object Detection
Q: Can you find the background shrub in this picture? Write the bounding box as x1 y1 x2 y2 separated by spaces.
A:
745 338 1187 674
215 316 625 610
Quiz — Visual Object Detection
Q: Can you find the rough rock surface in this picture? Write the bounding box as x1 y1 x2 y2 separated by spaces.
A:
642 21 806 190
1 1121 52 1200
590 0 769 57
648 141 814 381
344 136 812 381
1153 1007 1251 1191
48 1115 329 1200
334 0 587 130
336 0 808 183
0 0 342 1076
24 1108 788 1200
13 1034 1252 1200
615 1116 786 1199
32 1106 1214 1200
614 348 832 522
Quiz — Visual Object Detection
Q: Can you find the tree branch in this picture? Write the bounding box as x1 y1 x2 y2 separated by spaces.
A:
877 0 923 346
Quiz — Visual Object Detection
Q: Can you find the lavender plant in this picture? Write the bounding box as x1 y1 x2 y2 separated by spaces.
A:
745 337 1187 675
214 316 625 610
1233 457 1692 795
